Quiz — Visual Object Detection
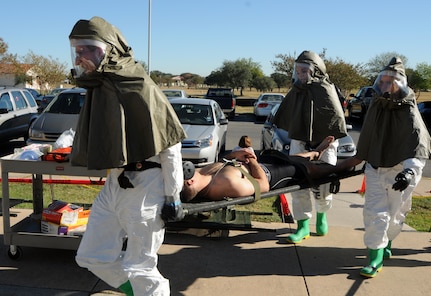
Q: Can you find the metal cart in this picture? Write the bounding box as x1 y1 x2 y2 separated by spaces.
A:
1 155 106 259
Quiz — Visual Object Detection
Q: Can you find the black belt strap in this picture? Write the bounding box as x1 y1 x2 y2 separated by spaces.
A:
118 161 161 189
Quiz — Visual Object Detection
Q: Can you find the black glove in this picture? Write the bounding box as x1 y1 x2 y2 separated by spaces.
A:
392 168 415 191
161 196 185 222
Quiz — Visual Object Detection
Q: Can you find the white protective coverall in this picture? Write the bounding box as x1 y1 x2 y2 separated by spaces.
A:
70 16 186 296
363 158 424 249
289 139 339 220
76 143 182 295
355 57 431 251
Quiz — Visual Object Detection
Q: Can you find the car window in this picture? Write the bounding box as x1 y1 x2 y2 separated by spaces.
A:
11 91 28 110
365 88 373 97
213 103 224 121
261 95 283 102
172 103 214 125
47 92 85 114
23 91 37 107
0 93 13 111
163 90 182 97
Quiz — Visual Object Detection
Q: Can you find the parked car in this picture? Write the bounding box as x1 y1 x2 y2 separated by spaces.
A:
162 89 188 100
25 88 44 107
205 88 236 119
253 93 284 120
170 97 228 167
336 86 347 112
417 101 431 132
261 103 356 158
27 88 86 145
39 88 71 110
0 87 39 142
347 86 374 121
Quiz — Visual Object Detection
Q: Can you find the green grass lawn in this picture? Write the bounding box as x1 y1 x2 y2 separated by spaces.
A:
4 182 430 232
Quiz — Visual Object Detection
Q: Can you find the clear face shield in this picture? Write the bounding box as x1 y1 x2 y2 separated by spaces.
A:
373 70 408 100
292 62 314 86
70 39 107 78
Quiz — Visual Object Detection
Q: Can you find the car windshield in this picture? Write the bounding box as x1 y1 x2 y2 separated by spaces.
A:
172 103 214 125
207 89 231 96
163 90 183 97
47 88 67 96
260 94 283 102
46 92 85 114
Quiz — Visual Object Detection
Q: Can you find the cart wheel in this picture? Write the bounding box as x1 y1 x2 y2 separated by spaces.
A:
8 246 23 260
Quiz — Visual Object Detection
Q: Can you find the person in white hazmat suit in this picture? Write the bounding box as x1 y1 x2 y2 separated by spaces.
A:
69 16 187 295
272 50 348 244
310 57 431 278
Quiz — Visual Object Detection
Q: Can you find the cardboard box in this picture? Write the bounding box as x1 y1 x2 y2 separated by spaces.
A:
42 200 90 226
41 220 87 235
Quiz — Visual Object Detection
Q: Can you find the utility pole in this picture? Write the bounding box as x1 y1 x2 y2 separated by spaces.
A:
148 0 152 75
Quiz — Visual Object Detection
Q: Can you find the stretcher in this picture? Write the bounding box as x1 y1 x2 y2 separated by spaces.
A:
167 161 365 234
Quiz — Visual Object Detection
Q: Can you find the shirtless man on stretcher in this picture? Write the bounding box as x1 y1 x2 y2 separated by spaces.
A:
181 136 336 202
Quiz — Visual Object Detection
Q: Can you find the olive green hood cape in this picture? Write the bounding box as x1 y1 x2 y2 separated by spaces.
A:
273 51 347 145
356 88 431 167
69 16 186 170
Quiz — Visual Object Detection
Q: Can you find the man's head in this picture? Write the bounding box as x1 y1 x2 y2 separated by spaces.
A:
373 57 408 100
292 50 327 87
181 178 199 202
69 16 134 79
70 39 107 78
238 135 252 148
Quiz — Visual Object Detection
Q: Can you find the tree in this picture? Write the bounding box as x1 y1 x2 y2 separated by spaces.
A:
270 52 297 88
413 62 431 91
325 58 368 95
22 51 68 93
204 70 225 86
0 37 18 65
270 72 289 91
180 72 204 88
252 76 276 92
220 58 256 95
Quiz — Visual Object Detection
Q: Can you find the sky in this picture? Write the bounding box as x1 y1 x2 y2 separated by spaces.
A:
1 0 430 77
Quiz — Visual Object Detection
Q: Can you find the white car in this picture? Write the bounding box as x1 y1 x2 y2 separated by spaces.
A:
170 98 228 167
0 87 39 142
162 89 188 100
253 93 285 120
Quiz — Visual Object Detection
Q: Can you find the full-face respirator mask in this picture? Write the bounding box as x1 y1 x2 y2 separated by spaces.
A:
70 39 107 79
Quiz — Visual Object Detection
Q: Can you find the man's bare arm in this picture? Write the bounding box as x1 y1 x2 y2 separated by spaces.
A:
246 158 270 193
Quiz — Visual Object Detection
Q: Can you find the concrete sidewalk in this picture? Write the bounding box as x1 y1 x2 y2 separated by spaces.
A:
0 175 430 295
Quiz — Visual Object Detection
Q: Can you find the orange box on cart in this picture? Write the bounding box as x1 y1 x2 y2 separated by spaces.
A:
42 200 90 226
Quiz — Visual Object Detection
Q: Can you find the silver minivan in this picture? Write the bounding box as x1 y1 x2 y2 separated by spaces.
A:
27 88 86 145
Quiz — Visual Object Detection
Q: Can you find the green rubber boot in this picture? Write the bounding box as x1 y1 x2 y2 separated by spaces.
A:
119 280 134 296
316 212 328 236
286 219 310 244
360 248 384 278
384 241 392 259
